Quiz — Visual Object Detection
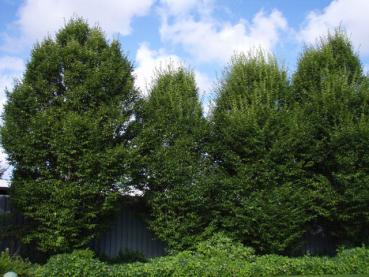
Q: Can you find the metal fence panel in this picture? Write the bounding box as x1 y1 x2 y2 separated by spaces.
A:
92 205 166 258
1 195 338 258
0 195 166 258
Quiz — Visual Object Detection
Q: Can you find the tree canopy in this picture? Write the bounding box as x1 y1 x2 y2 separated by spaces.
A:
129 66 209 250
291 31 369 246
1 23 369 257
1 18 138 253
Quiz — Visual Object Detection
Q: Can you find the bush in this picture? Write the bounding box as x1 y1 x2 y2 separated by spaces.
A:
195 233 255 262
39 249 110 277
31 237 369 276
35 236 369 276
0 250 37 277
250 247 369 277
101 249 147 264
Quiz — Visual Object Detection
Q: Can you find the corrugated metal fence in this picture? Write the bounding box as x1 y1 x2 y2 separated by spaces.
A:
1 195 338 258
0 195 25 254
0 195 166 259
92 203 166 258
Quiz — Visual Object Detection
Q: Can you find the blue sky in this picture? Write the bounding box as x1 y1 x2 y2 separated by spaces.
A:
1 0 369 181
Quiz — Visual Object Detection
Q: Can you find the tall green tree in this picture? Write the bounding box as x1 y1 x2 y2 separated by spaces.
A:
130 66 208 250
206 53 334 254
0 19 138 253
291 31 369 245
291 31 364 104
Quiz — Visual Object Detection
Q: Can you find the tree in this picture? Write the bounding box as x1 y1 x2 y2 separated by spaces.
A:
291 30 364 104
0 18 138 253
129 66 209 250
291 31 369 246
205 52 334 254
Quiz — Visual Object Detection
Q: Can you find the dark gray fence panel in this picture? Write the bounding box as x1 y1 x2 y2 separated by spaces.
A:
0 195 9 213
1 195 166 258
92 205 166 258
0 195 12 252
300 229 337 256
2 194 339 258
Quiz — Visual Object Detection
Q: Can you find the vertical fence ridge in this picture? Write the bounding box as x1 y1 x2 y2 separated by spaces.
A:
0 195 167 259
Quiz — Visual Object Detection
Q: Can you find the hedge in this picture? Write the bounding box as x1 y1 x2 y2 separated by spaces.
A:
2 235 369 277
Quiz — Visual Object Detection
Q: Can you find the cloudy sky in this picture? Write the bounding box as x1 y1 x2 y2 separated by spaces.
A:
1 0 369 181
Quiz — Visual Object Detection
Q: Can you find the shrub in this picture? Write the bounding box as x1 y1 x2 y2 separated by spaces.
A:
0 250 37 277
101 249 147 264
335 247 369 274
195 233 255 262
39 249 110 277
35 240 369 277
250 247 369 277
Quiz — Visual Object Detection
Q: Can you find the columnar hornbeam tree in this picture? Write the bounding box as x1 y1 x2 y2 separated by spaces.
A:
291 31 369 245
206 53 324 254
1 19 138 253
130 66 209 250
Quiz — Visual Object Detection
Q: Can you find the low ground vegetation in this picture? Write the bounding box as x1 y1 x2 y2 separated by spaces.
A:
1 235 369 277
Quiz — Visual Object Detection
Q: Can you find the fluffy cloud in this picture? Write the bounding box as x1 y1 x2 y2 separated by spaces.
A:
194 71 213 98
0 56 25 106
299 0 369 54
134 43 182 95
134 43 212 97
159 0 212 17
159 1 288 64
0 75 14 104
2 0 154 51
0 56 25 73
0 56 25 182
364 64 369 75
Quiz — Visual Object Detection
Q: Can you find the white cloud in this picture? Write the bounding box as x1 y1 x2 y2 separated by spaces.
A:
0 56 25 73
159 2 288 64
364 64 369 75
0 179 9 188
0 75 14 104
194 71 213 98
134 43 182 95
0 56 25 182
299 0 369 54
2 0 154 51
0 56 25 106
159 0 212 17
134 43 213 99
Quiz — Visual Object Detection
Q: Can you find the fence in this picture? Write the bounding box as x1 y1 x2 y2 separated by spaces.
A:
92 202 166 258
0 195 25 254
0 195 166 259
1 194 339 258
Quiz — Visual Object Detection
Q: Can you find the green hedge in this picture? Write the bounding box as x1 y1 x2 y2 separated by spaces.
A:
3 235 369 277
0 249 39 277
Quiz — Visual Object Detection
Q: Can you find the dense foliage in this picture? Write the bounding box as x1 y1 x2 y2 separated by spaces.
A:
205 53 319 254
0 250 36 277
137 33 369 254
0 19 138 253
129 67 209 250
290 32 369 246
3 235 369 277
1 16 369 260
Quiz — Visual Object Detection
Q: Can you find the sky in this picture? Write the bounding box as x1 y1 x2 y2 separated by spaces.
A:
1 0 369 182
